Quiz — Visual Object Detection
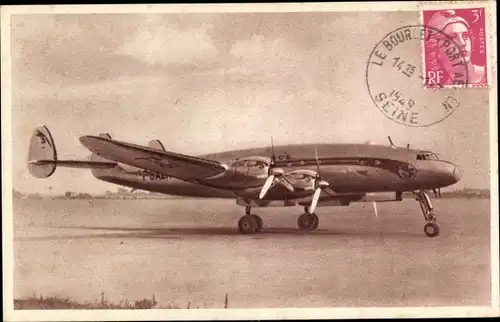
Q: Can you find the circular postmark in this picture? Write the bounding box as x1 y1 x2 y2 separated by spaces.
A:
366 25 469 127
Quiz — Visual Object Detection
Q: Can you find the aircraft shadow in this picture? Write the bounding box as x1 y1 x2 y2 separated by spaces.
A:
16 225 424 241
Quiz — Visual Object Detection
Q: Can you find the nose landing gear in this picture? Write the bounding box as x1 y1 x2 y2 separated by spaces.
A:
415 191 440 237
424 222 440 237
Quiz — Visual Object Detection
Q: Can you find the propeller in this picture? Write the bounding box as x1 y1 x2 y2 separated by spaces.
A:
258 137 294 199
372 201 379 217
307 146 335 214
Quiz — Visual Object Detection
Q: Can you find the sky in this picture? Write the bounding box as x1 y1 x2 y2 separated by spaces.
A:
8 10 492 194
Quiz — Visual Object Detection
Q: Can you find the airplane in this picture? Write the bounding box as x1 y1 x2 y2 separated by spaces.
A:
27 125 461 237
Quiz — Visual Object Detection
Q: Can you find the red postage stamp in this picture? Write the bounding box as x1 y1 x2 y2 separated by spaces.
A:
423 8 487 88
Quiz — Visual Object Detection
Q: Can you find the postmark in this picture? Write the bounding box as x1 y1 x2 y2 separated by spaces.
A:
366 25 468 127
423 8 488 88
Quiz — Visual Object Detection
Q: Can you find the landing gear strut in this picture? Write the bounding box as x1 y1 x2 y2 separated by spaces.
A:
415 191 439 237
297 206 319 231
238 206 263 234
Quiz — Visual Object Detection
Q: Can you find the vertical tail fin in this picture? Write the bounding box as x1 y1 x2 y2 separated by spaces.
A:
27 125 58 178
147 139 166 151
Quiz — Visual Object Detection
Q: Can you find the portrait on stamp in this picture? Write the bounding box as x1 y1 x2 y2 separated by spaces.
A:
423 8 488 87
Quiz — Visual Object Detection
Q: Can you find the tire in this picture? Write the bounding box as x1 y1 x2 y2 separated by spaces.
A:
298 213 317 231
238 215 258 234
310 213 319 230
252 215 263 232
424 222 440 237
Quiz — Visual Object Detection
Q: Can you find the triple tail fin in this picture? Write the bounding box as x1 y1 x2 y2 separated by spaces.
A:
27 126 117 179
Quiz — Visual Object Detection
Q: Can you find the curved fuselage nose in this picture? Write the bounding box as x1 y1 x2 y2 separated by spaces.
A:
416 160 461 189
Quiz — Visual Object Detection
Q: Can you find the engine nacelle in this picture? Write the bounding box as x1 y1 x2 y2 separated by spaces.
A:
284 169 318 191
227 156 271 179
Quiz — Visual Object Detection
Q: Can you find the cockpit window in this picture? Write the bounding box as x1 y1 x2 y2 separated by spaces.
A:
416 152 439 160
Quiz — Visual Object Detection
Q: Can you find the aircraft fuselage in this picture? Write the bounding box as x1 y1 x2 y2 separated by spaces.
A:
91 143 460 201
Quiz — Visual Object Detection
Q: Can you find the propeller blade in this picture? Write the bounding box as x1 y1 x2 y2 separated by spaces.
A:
278 177 295 192
372 201 378 217
271 136 276 164
388 136 394 146
314 145 321 176
309 188 322 214
323 187 337 197
259 175 276 199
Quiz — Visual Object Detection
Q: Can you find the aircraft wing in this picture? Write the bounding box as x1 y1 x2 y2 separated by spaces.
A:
79 136 227 181
28 160 117 169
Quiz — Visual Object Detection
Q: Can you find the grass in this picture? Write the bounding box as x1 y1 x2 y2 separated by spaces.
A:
14 292 228 310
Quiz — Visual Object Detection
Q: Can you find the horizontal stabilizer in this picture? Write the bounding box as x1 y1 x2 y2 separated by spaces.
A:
27 126 118 179
28 159 117 169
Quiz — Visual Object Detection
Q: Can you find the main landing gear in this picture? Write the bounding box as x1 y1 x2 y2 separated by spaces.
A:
238 206 320 234
297 206 319 231
238 206 263 234
415 190 440 237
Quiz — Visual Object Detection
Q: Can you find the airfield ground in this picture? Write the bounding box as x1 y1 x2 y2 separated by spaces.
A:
12 198 491 308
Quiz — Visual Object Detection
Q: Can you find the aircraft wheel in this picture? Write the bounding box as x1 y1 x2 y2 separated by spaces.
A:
311 214 319 230
424 222 440 237
298 213 318 231
238 215 259 234
252 215 263 233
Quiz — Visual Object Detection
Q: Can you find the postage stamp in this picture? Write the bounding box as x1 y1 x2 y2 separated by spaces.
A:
422 8 488 88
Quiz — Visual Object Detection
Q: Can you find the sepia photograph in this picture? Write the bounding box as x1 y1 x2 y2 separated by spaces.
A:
2 2 498 321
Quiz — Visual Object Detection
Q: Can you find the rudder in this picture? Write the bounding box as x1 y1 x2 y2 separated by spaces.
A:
27 125 58 178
